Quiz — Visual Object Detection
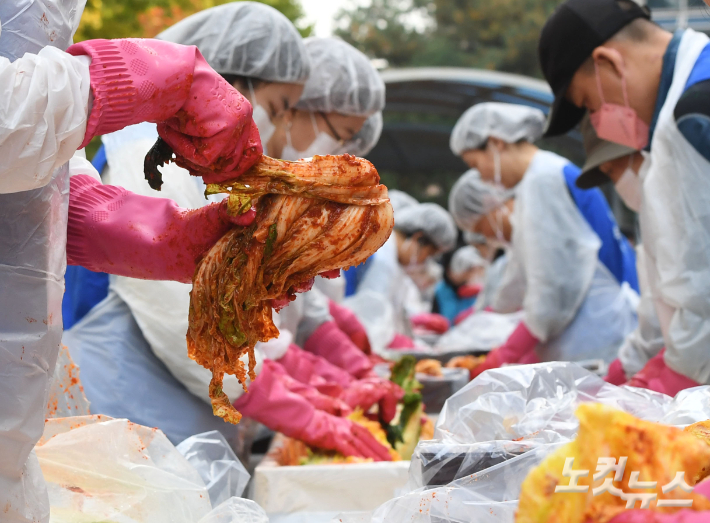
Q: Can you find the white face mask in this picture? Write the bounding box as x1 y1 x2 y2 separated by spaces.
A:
402 238 428 276
281 112 342 161
614 162 642 212
248 80 275 155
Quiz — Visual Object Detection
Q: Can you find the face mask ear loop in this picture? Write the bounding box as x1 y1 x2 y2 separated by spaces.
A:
285 119 294 149
309 111 321 141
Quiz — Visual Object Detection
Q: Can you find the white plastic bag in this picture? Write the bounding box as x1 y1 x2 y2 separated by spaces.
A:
197 497 269 523
177 430 251 506
36 415 213 522
45 344 90 419
435 310 524 353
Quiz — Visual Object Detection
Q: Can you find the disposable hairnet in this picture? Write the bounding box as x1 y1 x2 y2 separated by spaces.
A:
464 230 487 246
448 169 514 231
0 0 86 61
450 246 485 277
295 37 385 116
389 190 418 214
156 2 309 84
450 102 546 155
395 203 457 253
337 112 383 157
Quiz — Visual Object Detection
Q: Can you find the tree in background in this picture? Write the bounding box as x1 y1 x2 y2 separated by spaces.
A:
335 0 561 77
76 0 311 42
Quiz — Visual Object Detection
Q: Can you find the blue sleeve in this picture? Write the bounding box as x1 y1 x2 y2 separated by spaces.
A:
676 44 710 162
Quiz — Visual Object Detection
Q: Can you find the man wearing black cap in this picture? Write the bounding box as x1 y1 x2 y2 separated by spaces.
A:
538 0 710 396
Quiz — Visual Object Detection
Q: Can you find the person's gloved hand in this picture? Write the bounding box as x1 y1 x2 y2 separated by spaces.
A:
454 307 475 325
604 358 628 385
339 378 404 424
608 478 710 522
67 39 262 184
627 350 700 396
457 283 482 299
328 300 371 354
470 322 539 380
268 361 352 417
388 333 416 349
304 320 373 378
66 175 254 283
277 344 354 388
234 360 391 461
410 313 450 334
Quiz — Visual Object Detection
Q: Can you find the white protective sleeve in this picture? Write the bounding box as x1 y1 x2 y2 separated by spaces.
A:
102 124 254 404
617 245 664 377
512 151 600 342
0 48 90 193
278 286 333 348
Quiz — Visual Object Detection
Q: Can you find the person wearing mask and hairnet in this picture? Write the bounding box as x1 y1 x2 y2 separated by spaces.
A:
539 0 710 397
267 36 384 161
433 246 487 325
451 102 639 293
449 144 638 377
354 202 457 346
63 3 394 463
0 0 268 519
576 120 664 388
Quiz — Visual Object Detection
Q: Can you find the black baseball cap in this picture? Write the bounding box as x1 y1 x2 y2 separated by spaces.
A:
539 0 651 137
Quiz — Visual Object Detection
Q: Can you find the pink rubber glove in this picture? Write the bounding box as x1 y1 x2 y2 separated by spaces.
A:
471 322 539 379
328 300 371 354
268 361 352 417
454 307 475 325
304 321 373 379
604 358 628 385
67 39 261 184
234 360 391 461
628 350 700 396
411 313 450 334
66 175 254 282
339 378 404 424
609 480 710 522
277 344 354 389
388 333 416 349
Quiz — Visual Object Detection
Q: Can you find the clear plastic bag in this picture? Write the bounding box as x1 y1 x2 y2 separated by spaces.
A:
36 415 213 522
45 344 90 419
177 430 251 506
434 311 524 354
342 363 710 523
197 497 269 523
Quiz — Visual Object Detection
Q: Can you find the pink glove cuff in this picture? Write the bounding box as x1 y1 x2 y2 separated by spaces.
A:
278 344 354 388
604 359 628 386
67 39 197 148
304 321 373 379
500 322 539 363
328 301 364 338
67 175 233 282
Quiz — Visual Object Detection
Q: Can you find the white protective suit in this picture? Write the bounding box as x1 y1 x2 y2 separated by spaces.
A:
638 29 710 384
357 234 429 337
0 1 89 521
62 123 273 445
492 150 637 363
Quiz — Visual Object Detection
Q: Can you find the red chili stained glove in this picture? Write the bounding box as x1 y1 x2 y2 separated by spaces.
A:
277 344 354 389
268 361 352 417
457 283 482 299
339 377 404 424
411 313 450 334
66 175 254 283
328 300 371 354
304 320 373 378
67 39 262 183
454 307 475 326
627 350 701 397
470 322 539 380
234 360 390 461
604 358 628 386
388 333 416 350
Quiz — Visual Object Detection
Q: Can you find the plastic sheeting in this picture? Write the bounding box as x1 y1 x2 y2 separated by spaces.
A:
198 498 269 523
337 363 710 523
435 310 524 353
36 416 213 522
177 430 251 507
343 290 396 355
45 344 90 418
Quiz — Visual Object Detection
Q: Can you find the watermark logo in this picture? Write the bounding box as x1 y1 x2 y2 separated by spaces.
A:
554 457 694 508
